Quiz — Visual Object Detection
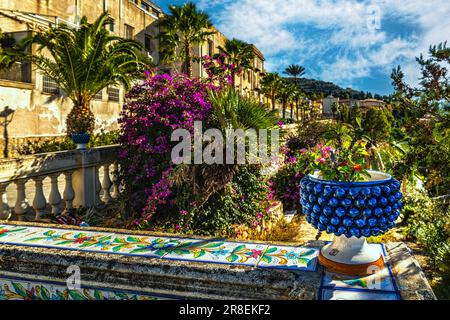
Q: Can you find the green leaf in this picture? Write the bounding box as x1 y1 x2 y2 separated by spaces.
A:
297 258 310 266
40 285 51 300
261 256 272 264
193 249 206 259
226 254 239 263
300 250 316 257
24 237 47 242
204 242 224 248
112 244 125 252
12 282 27 297
68 290 87 300
232 245 246 253
126 236 140 243
264 247 278 254
94 290 104 300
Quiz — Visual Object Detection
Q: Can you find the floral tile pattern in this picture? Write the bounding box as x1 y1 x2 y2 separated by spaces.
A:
0 275 175 300
162 240 269 267
0 225 40 244
322 268 396 292
257 245 319 271
0 224 320 271
319 243 400 300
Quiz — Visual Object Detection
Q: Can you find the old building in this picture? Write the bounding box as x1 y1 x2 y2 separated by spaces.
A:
0 1 267 157
0 0 163 154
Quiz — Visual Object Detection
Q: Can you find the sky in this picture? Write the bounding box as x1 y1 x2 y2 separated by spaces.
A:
153 0 450 95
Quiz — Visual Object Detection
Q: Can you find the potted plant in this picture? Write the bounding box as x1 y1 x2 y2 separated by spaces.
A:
299 123 403 275
70 117 91 150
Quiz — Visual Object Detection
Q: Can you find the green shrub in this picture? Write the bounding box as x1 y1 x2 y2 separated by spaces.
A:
403 189 450 269
17 129 119 155
160 166 271 237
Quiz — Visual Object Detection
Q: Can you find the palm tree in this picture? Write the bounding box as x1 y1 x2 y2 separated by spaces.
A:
260 72 281 113
173 88 278 203
277 79 296 119
218 38 255 86
24 12 146 135
158 2 215 78
283 64 305 85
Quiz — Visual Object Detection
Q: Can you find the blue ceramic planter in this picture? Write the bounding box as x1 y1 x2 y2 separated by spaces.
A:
299 171 402 238
71 133 90 145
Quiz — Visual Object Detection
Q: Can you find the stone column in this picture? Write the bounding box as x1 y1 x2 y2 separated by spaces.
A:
72 149 100 208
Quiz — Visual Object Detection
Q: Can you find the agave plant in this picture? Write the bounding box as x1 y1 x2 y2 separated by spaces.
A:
24 12 147 135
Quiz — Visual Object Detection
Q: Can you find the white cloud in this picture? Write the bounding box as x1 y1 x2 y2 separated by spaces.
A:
199 0 450 92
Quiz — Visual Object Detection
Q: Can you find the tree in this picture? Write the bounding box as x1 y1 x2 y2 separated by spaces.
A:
25 12 146 136
217 38 255 86
362 107 392 145
260 72 281 113
283 64 305 85
277 78 296 119
391 41 450 195
158 2 215 78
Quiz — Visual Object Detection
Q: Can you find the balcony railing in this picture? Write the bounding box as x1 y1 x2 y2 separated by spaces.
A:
0 145 121 220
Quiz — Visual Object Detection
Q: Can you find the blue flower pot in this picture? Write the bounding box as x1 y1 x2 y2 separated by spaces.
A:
300 170 402 239
71 133 90 149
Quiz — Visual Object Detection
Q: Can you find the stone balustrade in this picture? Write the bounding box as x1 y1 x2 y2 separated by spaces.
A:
0 145 121 220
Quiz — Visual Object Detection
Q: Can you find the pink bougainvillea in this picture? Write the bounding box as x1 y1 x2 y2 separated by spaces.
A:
118 72 213 226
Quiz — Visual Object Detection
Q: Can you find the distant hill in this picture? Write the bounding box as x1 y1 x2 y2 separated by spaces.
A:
285 77 388 100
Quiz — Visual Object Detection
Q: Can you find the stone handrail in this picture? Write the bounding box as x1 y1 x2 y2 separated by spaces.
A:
0 145 121 220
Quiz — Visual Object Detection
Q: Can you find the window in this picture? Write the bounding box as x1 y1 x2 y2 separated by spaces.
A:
144 34 153 52
0 61 31 83
141 1 150 12
208 40 214 57
125 24 134 39
108 87 120 102
93 90 103 101
109 18 115 32
42 75 59 94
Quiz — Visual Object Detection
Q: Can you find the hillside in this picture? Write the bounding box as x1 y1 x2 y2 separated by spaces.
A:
285 77 387 100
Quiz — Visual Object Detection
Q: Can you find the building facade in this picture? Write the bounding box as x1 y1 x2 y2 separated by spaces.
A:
0 0 266 157
0 0 163 149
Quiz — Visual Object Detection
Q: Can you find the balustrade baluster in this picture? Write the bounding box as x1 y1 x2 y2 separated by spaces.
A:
49 174 62 215
111 162 120 198
14 179 29 220
0 182 11 220
63 171 75 214
101 164 112 204
32 176 47 219
95 166 102 206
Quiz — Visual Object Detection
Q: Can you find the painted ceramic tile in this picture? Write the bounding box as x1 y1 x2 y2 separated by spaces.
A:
106 234 185 257
320 288 399 300
322 267 396 292
257 245 319 271
0 225 41 244
8 227 184 258
0 276 172 300
162 239 268 266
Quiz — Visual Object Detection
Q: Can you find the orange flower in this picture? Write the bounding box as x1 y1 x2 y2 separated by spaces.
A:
353 164 363 172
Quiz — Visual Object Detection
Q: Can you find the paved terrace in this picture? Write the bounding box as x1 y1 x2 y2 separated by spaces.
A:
0 221 436 300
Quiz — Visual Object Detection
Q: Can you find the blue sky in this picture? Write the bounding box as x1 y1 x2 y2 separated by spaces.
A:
153 0 450 95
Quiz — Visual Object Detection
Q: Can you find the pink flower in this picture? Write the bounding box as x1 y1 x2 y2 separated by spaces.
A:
180 210 187 216
175 224 181 231
319 158 326 164
277 121 284 128
257 212 263 220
